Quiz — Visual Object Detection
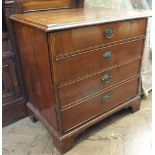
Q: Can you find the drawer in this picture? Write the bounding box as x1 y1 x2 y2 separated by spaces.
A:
51 18 146 55
56 39 144 84
61 77 139 131
59 60 141 107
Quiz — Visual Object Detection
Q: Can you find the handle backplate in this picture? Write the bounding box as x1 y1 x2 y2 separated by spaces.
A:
103 51 112 60
101 74 112 83
104 28 115 38
102 94 111 103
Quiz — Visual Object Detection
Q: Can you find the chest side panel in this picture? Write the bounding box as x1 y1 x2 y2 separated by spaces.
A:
14 23 59 131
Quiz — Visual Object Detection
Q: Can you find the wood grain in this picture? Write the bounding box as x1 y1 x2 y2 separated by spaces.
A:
52 19 146 55
2 0 27 126
10 8 151 31
14 23 58 130
56 39 144 83
22 0 76 12
59 60 141 107
61 77 139 131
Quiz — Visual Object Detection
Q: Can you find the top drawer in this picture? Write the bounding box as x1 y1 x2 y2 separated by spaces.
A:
50 18 146 55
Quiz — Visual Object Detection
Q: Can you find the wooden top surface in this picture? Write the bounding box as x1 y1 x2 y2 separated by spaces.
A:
10 8 151 32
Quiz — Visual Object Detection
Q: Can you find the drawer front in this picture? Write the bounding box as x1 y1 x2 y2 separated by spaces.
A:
59 60 141 107
61 78 139 131
51 18 146 55
56 39 144 84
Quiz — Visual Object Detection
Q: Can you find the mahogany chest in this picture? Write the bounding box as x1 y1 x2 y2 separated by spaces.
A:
10 8 151 153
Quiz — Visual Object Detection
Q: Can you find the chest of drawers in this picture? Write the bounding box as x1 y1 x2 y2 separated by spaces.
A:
10 8 151 153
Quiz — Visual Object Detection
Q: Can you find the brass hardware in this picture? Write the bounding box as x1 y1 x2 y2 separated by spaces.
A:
104 28 115 38
101 74 112 83
103 51 112 60
102 94 111 103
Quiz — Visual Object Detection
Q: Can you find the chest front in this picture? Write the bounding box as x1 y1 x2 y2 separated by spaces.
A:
48 18 146 131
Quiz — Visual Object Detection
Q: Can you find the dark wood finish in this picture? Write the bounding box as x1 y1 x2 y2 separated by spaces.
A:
2 58 20 102
10 8 150 153
2 0 85 126
10 8 150 32
2 32 11 53
56 39 144 83
2 97 27 126
61 77 139 131
59 60 141 107
14 0 85 13
2 2 27 126
52 19 146 55
14 23 58 130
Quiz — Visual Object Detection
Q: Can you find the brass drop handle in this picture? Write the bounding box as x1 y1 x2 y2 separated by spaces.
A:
102 94 111 103
104 28 115 38
101 74 112 83
103 51 112 60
